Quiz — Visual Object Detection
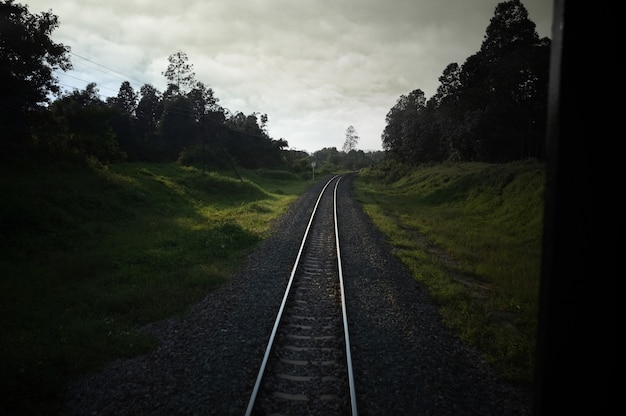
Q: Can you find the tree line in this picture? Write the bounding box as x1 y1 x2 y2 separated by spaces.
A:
0 1 310 171
382 0 551 164
2 0 549 172
62 50 291 170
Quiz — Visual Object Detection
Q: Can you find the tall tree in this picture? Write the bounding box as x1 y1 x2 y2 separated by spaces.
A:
414 100 446 163
162 51 196 95
431 63 462 108
135 84 162 138
481 0 539 60
188 81 221 122
381 89 427 163
186 81 224 168
428 62 481 161
342 125 360 171
342 125 359 153
108 81 138 116
0 0 71 157
106 81 140 159
456 0 549 162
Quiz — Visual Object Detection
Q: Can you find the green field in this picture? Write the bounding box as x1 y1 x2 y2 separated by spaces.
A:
353 159 545 388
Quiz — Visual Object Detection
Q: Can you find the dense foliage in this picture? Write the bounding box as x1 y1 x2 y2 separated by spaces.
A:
0 0 71 158
382 0 550 164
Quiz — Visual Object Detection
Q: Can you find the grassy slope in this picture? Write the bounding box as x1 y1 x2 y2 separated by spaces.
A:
1 159 545 413
0 162 311 415
353 159 545 389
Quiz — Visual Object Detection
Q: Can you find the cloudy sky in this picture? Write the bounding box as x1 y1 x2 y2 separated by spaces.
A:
26 0 553 154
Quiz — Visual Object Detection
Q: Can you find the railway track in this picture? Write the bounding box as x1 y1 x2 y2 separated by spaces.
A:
245 175 357 416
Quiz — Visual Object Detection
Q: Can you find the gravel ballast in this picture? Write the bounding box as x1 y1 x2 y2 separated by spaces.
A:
62 174 532 415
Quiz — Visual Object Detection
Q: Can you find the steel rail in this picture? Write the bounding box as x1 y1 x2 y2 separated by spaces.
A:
244 175 340 416
333 175 358 416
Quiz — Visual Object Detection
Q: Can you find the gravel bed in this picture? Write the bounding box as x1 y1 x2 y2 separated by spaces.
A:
61 174 532 415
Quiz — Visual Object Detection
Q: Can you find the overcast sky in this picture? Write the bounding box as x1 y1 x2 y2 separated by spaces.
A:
26 0 553 154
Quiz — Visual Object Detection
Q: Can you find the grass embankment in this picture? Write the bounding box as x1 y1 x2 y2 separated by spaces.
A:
354 160 545 389
0 162 312 415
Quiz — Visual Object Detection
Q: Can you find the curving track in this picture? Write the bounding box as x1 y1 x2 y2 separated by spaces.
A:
245 175 357 416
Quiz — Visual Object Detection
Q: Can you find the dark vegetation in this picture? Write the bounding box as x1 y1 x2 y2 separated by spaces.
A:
382 0 550 165
0 0 382 173
0 0 547 172
0 162 312 415
1 0 555 414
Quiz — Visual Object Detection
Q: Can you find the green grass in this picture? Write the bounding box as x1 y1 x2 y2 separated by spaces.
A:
1 158 545 412
0 162 312 415
354 159 545 389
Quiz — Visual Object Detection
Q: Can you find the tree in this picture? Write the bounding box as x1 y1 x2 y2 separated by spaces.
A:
381 89 426 163
162 51 196 95
379 0 549 164
105 81 140 159
158 94 195 160
188 81 221 122
49 83 126 163
225 111 265 137
481 0 539 60
455 0 549 162
312 147 342 168
186 81 224 169
135 84 162 136
342 125 360 171
259 113 269 134
107 81 138 116
431 63 462 108
0 0 71 157
342 125 359 153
